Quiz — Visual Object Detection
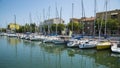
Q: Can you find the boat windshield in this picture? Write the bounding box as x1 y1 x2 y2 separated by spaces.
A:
117 44 120 47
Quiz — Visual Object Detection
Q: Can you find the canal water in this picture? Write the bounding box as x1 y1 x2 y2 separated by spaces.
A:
0 36 120 68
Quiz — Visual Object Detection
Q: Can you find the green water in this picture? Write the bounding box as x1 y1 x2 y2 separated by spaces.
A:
0 36 120 68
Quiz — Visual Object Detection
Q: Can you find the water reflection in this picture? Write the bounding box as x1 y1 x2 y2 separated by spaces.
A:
0 37 120 68
40 43 66 55
7 37 21 46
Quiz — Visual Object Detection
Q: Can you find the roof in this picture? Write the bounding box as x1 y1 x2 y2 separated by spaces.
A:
82 17 95 22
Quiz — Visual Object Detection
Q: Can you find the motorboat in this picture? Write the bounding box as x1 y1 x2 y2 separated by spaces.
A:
111 43 120 53
67 39 81 48
79 39 98 49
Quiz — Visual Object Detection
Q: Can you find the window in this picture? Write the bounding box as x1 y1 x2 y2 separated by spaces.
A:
111 15 118 19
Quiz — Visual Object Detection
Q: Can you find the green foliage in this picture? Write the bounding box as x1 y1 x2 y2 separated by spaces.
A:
0 28 6 32
57 23 65 34
16 23 36 33
95 18 120 34
51 24 56 32
50 23 65 34
67 21 82 33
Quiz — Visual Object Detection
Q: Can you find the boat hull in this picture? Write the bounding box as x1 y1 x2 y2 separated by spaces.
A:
79 44 96 49
97 45 111 50
111 43 120 53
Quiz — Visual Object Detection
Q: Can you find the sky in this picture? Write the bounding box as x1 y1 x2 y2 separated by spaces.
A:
0 0 120 28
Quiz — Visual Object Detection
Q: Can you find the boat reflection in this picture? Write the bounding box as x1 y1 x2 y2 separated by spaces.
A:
40 43 66 55
66 48 120 68
3 37 120 68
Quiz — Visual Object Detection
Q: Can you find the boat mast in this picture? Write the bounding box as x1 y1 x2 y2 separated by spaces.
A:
55 3 59 35
14 14 16 33
60 7 62 24
81 0 85 35
93 0 96 37
43 9 45 35
29 13 32 33
72 3 74 33
105 0 108 37
48 6 50 34
99 0 108 40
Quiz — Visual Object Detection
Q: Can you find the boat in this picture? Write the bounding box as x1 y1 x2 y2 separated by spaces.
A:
79 39 98 49
43 36 59 43
67 39 81 48
30 35 41 41
24 32 32 40
7 33 17 37
53 35 70 45
111 43 120 53
30 33 42 41
20 34 26 39
96 40 111 50
0 32 6 36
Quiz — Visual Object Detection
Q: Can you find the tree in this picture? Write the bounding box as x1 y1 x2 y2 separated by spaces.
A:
50 23 66 34
96 18 120 35
57 23 65 34
51 24 56 33
30 23 36 33
67 21 82 34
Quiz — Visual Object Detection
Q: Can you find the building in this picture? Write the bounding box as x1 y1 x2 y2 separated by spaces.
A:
96 9 120 21
70 18 81 23
39 18 64 33
96 9 120 35
44 18 64 25
70 17 95 35
8 23 20 30
82 17 95 35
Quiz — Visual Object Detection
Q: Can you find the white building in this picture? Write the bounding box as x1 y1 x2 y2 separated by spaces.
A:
43 18 64 25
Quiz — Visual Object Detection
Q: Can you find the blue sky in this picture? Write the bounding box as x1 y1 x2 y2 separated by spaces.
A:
0 0 120 28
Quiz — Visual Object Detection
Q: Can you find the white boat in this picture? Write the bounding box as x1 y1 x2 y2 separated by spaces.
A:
0 32 6 36
23 32 32 40
20 34 26 39
67 39 81 48
53 35 71 45
111 43 120 53
53 39 66 45
79 39 98 49
43 36 59 43
30 35 41 41
7 33 17 37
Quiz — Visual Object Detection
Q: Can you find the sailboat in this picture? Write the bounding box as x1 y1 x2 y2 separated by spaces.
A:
7 15 17 37
78 0 98 49
96 0 111 50
24 13 33 40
